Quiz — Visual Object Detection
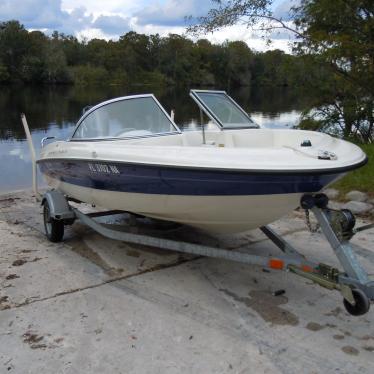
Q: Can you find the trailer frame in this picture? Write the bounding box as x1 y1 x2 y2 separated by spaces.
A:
41 189 374 316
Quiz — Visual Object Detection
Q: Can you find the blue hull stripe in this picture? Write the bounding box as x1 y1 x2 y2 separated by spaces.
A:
38 159 341 196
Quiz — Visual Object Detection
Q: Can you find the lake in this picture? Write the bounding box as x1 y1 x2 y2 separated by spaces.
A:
0 84 311 193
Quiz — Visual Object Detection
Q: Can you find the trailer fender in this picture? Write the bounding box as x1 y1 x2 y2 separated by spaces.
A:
42 190 75 222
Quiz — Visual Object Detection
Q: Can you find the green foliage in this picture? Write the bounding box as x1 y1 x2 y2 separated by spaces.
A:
108 69 128 86
226 41 253 87
43 41 72 83
0 20 30 78
293 0 374 142
188 0 374 143
0 19 313 90
298 117 322 131
0 61 10 83
0 21 72 83
187 0 273 35
20 55 45 83
332 144 374 196
136 71 167 87
70 65 109 86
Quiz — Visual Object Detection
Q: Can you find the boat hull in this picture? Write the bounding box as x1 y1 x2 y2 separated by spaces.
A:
47 178 307 233
38 159 344 233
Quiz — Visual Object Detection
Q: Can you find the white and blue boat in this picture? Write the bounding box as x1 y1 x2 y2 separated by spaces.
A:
37 90 367 233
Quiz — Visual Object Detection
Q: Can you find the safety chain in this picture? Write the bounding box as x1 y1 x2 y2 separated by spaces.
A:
304 209 320 233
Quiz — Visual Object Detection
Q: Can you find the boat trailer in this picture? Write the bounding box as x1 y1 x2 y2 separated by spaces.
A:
41 189 374 316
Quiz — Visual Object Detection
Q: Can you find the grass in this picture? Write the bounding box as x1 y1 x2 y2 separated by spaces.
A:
332 143 374 198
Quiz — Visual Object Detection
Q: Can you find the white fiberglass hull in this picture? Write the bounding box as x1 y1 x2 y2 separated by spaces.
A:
45 176 305 233
39 129 367 233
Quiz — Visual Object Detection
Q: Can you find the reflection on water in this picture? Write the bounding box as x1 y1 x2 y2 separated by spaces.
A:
0 85 311 193
251 110 301 129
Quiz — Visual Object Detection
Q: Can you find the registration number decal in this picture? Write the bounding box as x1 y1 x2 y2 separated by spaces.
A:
88 163 120 174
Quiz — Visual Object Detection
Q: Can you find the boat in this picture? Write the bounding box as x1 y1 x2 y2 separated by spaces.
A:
37 90 367 234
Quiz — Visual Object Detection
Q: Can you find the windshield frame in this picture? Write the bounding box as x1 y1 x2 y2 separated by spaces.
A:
69 94 182 141
190 89 259 130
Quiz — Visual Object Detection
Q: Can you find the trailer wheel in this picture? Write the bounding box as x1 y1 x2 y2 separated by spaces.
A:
43 201 64 242
343 288 370 316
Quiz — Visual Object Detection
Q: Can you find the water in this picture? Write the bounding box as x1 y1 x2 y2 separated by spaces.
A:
0 85 311 193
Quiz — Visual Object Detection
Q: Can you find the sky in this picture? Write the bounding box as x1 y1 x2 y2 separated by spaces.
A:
0 0 298 52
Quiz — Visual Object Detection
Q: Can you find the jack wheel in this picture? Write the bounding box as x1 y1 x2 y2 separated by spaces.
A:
343 288 370 316
43 201 64 242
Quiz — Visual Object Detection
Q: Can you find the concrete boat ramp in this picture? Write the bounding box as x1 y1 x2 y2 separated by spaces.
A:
0 191 373 373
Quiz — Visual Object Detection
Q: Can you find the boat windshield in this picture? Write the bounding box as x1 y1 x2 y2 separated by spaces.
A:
190 90 258 129
72 95 180 140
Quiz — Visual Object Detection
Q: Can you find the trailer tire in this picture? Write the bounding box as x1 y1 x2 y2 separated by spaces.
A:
343 288 370 316
43 201 64 242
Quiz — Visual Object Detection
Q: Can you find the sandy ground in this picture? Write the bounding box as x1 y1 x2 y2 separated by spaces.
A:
0 190 373 374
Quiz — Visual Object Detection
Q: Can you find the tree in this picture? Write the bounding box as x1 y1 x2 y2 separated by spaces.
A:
0 16 321 94
188 0 374 142
20 31 48 82
225 41 253 87
159 34 195 85
187 1 301 39
0 21 31 79
58 34 87 66
294 1 374 142
0 61 10 83
119 32 153 76
43 40 71 83
192 39 217 85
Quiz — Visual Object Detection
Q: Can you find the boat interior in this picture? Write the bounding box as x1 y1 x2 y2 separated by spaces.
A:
69 89 334 152
126 127 331 150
